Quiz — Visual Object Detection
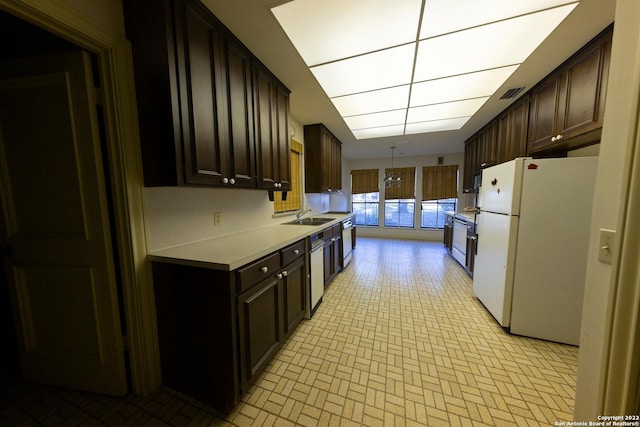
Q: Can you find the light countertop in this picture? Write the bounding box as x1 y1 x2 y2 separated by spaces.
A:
148 213 354 271
446 211 477 223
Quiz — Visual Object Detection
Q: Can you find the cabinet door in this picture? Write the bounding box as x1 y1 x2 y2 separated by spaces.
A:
281 257 305 337
497 96 529 163
238 274 281 391
275 83 291 191
255 65 291 191
178 1 229 185
528 75 561 149
463 134 478 190
220 32 255 187
477 121 497 168
558 31 611 140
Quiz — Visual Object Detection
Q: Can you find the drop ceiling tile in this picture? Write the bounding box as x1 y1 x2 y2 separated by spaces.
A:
272 0 422 66
407 98 488 123
420 0 579 39
311 44 415 97
344 109 407 130
410 66 519 107
331 85 410 117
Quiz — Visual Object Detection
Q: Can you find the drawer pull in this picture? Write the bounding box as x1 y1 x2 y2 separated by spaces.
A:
277 273 283 279
293 249 299 255
282 270 288 277
261 266 268 273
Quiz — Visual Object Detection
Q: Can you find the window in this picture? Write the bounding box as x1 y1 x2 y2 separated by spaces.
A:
421 165 459 228
421 198 457 228
385 199 415 227
384 166 416 228
274 140 303 213
352 192 379 226
351 169 379 226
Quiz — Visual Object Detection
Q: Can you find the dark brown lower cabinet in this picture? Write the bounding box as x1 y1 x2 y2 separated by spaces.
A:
323 225 342 287
282 257 306 337
151 239 306 414
238 275 281 391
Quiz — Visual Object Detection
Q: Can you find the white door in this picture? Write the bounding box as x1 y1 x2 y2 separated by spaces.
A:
473 212 519 327
0 51 128 395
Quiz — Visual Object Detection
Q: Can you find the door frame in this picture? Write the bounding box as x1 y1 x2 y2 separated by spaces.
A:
0 1 160 394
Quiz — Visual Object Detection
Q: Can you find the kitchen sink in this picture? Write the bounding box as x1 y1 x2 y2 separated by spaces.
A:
284 217 335 226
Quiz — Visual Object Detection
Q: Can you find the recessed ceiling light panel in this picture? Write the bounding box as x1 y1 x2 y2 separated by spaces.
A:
331 85 410 117
405 117 471 134
271 0 580 139
415 4 579 81
407 98 489 123
272 0 422 66
344 109 407 130
310 44 415 97
410 66 519 107
420 0 579 39
352 125 406 140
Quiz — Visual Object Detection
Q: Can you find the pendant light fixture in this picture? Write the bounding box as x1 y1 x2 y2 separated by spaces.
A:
384 146 403 188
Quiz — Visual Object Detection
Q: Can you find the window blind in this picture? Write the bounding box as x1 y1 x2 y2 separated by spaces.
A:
384 167 415 200
422 165 459 201
274 140 303 213
351 169 379 194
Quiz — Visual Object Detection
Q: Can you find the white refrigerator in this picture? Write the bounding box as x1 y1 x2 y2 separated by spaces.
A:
472 156 598 345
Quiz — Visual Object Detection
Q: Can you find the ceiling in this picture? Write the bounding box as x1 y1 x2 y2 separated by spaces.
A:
201 0 615 160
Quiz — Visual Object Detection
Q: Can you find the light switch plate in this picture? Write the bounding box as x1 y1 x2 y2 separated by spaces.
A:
598 228 616 264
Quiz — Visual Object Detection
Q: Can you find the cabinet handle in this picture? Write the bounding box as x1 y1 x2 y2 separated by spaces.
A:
229 178 236 185
557 134 563 141
222 177 229 184
277 273 283 279
331 238 335 242
293 249 299 255
261 266 268 273
282 270 288 277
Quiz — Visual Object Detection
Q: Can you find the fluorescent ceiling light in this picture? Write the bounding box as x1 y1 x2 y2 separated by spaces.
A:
271 0 579 140
352 125 406 140
414 4 578 81
271 0 422 66
405 117 471 134
420 0 580 39
407 98 489 123
344 109 407 131
310 44 415 98
410 66 519 107
331 86 410 117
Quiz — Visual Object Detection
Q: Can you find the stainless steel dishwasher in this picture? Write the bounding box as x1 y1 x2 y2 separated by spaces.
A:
306 231 324 319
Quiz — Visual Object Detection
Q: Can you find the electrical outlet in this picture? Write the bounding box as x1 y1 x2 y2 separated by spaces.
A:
598 228 616 264
214 212 222 226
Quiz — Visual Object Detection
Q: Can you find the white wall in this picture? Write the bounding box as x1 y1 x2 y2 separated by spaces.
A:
143 116 330 250
574 0 640 418
346 152 465 241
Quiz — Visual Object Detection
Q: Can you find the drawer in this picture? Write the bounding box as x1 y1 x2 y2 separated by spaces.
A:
281 240 305 266
237 252 280 294
322 224 340 240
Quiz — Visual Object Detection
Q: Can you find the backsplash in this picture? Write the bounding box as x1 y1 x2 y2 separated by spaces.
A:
143 186 330 251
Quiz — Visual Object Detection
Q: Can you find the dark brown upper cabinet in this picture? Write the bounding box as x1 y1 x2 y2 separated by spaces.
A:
123 0 289 189
304 123 342 193
496 95 530 164
528 26 612 154
254 63 291 192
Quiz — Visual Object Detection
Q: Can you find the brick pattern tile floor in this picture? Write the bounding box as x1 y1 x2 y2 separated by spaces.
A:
0 238 578 426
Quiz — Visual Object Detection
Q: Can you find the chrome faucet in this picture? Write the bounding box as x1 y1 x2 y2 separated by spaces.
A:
296 209 312 221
